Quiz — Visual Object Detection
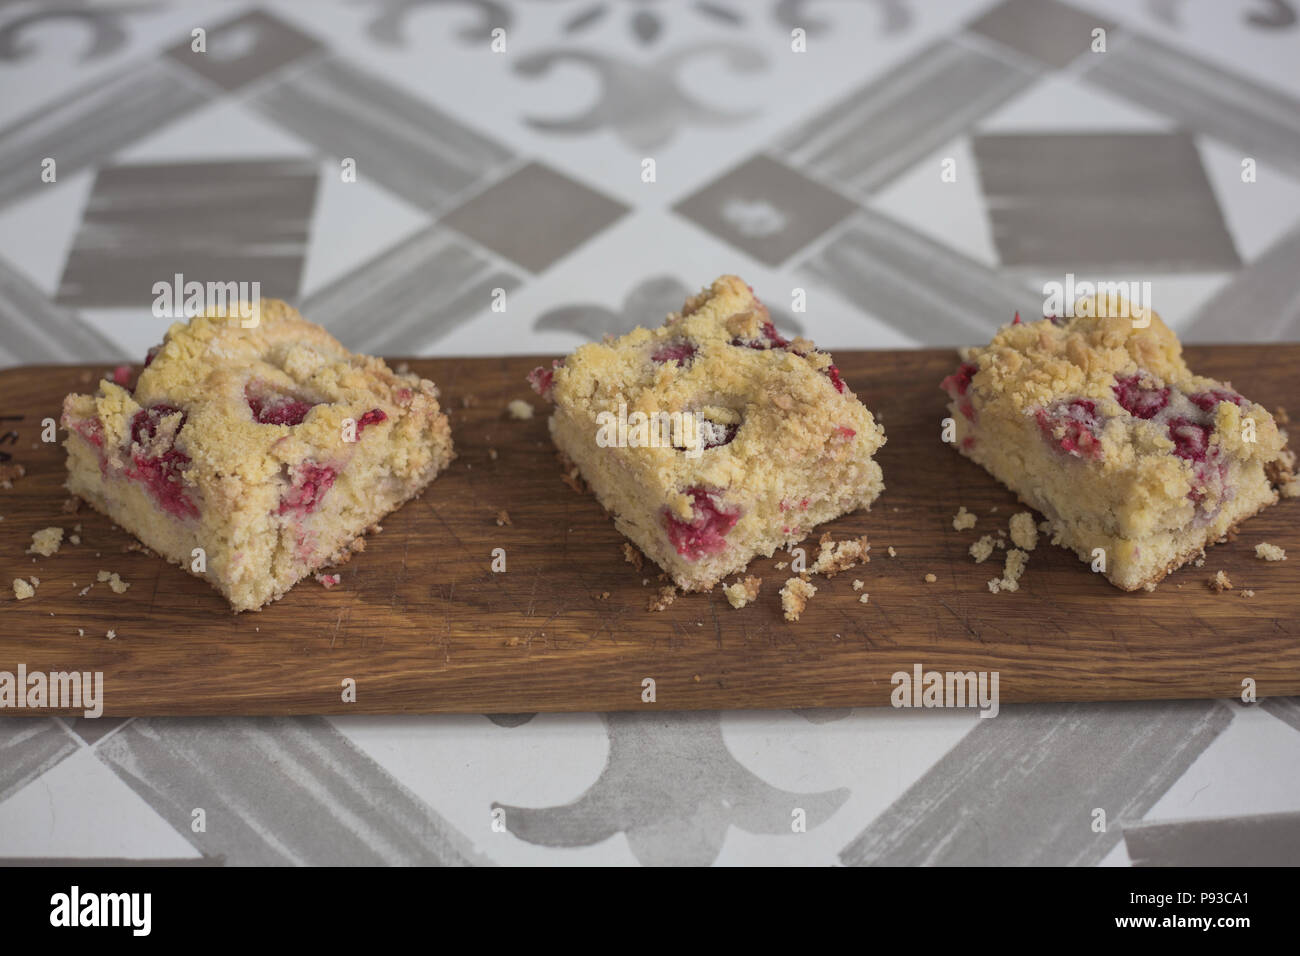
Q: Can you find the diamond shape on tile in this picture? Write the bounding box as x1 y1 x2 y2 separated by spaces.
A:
673 154 856 266
56 159 319 307
62 717 133 746
440 162 628 273
967 0 1114 70
972 132 1240 271
164 9 322 92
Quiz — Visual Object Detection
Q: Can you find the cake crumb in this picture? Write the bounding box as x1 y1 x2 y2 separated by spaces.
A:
723 576 762 609
774 561 788 570
1009 512 1038 551
989 549 1028 594
923 573 937 584
1241 589 1256 598
12 578 35 600
460 394 478 409
1281 478 1300 499
0 462 25 487
76 628 85 637
105 629 116 640
315 573 341 590
97 570 130 594
622 542 644 571
27 527 64 556
1255 542 1286 561
952 506 977 531
69 534 81 545
1275 405 1289 424
858 593 869 604
648 585 677 612
487 448 498 461
811 534 870 576
1208 570 1233 592
887 546 897 557
969 535 1004 564
507 399 534 420
61 496 82 514
852 579 865 591
495 509 512 527
780 577 817 622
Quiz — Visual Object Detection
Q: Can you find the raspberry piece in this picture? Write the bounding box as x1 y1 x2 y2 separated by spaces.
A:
130 404 185 445
112 365 133 388
278 462 337 515
730 321 789 350
1167 417 1212 463
1113 373 1170 419
651 341 697 364
1189 388 1246 413
143 345 161 368
246 387 315 426
127 404 196 519
1036 398 1103 460
663 488 738 560
356 408 387 435
824 364 846 394
940 362 978 399
528 361 562 399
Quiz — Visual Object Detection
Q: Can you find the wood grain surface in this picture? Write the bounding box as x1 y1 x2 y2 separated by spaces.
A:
0 348 1296 716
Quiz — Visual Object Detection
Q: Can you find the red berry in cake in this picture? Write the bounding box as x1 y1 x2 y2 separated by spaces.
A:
1167 417 1212 463
127 404 195 519
246 386 316 426
1189 388 1245 413
941 362 977 399
1035 398 1103 459
278 461 337 515
1112 373 1170 419
528 361 562 399
651 341 697 364
824 364 846 394
356 408 387 434
663 488 739 560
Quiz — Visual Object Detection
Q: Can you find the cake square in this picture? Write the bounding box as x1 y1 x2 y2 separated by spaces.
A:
942 301 1293 590
61 300 454 611
530 275 887 592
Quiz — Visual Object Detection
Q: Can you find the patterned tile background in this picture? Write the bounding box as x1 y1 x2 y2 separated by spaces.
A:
0 0 1298 865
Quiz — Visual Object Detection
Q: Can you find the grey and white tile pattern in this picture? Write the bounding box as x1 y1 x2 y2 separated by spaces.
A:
1 0 1299 865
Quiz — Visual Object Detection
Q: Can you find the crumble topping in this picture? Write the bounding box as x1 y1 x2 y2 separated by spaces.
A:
12 578 36 600
27 527 64 556
1255 542 1286 561
780 577 816 622
1208 570 1233 592
723 575 762 609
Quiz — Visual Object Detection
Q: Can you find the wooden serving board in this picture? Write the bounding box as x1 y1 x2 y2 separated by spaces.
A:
0 348 1297 716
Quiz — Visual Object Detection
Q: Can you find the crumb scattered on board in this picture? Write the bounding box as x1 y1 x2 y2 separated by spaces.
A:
723 576 762 609
507 399 534 420
1009 512 1038 551
1208 570 1233 592
811 532 870 577
952 506 976 531
780 577 817 622
923 573 937 584
648 585 677 612
887 546 897 557
852 579 864 591
969 534 1004 564
315 573 341 589
28 527 64 556
12 577 36 600
1241 589 1256 598
96 569 130 594
1255 542 1286 561
622 543 644 571
495 509 512 527
988 549 1028 594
